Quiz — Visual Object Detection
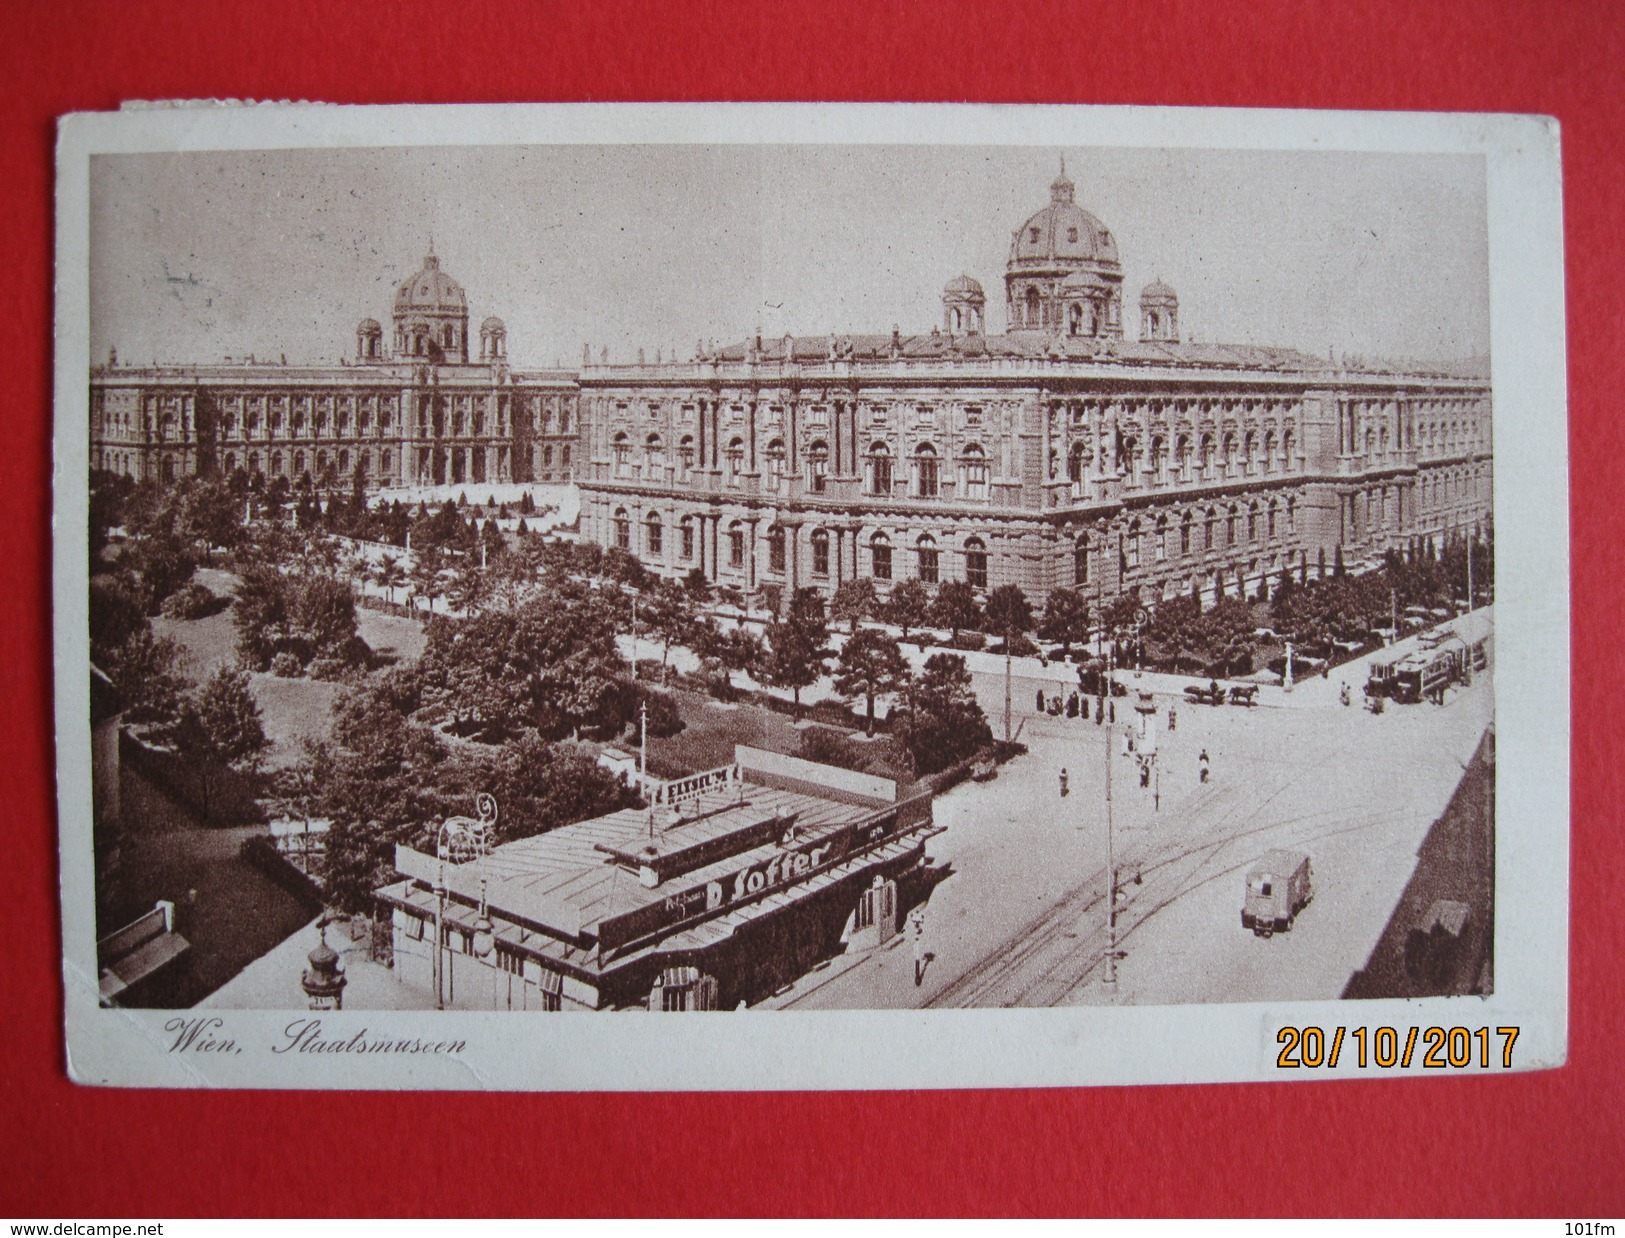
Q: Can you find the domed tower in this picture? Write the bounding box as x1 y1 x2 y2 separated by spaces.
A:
942 274 986 334
392 247 469 364
1140 278 1180 343
479 316 507 362
1005 160 1124 338
355 317 384 362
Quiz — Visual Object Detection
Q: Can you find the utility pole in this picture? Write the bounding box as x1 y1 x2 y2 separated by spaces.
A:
640 700 651 839
1104 629 1117 988
1003 621 1013 743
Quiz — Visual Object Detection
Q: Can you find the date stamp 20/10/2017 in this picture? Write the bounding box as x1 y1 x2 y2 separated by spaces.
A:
1275 1025 1520 1070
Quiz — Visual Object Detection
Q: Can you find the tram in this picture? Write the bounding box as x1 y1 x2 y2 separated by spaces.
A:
1368 621 1491 705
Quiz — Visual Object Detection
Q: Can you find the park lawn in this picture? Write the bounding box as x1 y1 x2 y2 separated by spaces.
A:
646 688 816 775
358 606 426 662
248 672 342 770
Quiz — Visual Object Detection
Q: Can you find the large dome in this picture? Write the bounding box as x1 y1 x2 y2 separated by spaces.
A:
394 252 467 313
1008 168 1119 270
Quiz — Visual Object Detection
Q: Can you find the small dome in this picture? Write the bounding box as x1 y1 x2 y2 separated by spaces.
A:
1009 165 1119 269
357 317 382 333
944 273 985 299
1141 278 1179 305
394 252 467 313
481 316 506 333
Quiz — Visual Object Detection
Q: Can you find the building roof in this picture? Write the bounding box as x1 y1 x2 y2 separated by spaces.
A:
1141 278 1179 305
1009 167 1120 271
394 252 467 314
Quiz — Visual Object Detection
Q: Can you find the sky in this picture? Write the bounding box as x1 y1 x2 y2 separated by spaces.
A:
89 143 1490 369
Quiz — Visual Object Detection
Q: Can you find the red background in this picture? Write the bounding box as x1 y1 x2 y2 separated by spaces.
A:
3 0 1619 1218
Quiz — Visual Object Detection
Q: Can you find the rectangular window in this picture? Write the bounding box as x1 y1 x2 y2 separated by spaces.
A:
872 455 892 495
681 522 695 560
728 530 744 568
647 522 663 556
918 456 940 498
1180 522 1191 555
812 537 830 576
1126 536 1140 570
918 547 939 583
769 534 785 573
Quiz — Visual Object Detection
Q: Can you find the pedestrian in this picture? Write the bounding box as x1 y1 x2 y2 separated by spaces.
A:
1123 726 1135 757
908 905 929 986
1168 704 1178 732
1139 758 1151 788
1199 748 1211 783
1340 681 1351 707
1036 687 1046 713
1095 695 1104 725
1058 767 1070 797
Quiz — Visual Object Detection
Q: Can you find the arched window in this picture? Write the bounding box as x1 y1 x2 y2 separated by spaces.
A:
1281 427 1295 469
1149 435 1166 480
870 532 893 581
293 450 307 478
443 325 456 349
1221 432 1236 476
807 439 829 492
765 437 786 487
271 451 284 477
727 521 745 568
1180 511 1193 555
337 449 349 474
811 529 830 576
678 434 695 477
1286 497 1297 535
964 537 988 589
1025 286 1041 327
645 510 664 556
916 534 939 584
1199 433 1214 478
381 449 392 474
768 525 786 573
223 452 237 475
915 443 940 498
1262 430 1277 472
1267 499 1278 539
612 431 630 476
543 445 554 466
248 452 260 477
960 444 988 499
869 443 893 496
1124 521 1141 570
1226 505 1238 546
1068 303 1085 336
679 516 695 560
645 433 664 473
1175 434 1191 477
613 508 631 550
1074 533 1090 585
1243 431 1257 473
725 437 744 483
1155 515 1168 561
1248 502 1260 542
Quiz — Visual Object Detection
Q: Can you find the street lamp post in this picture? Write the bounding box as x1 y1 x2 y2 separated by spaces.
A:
432 792 499 1011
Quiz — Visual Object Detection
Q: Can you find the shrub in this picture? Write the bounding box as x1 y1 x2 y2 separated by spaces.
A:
161 580 224 620
991 633 1040 658
947 631 987 652
635 685 685 738
270 651 303 677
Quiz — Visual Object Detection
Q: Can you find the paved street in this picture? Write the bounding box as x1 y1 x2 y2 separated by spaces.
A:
766 646 1494 1010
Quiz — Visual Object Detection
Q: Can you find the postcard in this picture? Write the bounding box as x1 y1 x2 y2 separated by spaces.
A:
54 101 1568 1088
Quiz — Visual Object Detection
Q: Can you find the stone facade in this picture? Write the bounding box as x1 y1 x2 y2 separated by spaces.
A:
576 172 1492 610
89 252 580 489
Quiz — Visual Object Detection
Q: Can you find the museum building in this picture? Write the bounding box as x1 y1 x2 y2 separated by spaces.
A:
374 747 939 1012
89 249 581 491
575 167 1494 610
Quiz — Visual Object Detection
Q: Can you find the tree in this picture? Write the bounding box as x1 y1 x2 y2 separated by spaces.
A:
834 628 910 735
929 580 982 642
103 627 190 745
1037 588 1092 656
372 554 406 608
681 567 713 605
830 577 878 635
896 652 992 776
883 579 932 644
644 579 696 680
180 666 269 818
984 584 1035 647
122 525 198 614
764 587 829 713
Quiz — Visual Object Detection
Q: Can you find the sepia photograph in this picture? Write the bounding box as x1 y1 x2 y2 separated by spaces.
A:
53 103 1567 1089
